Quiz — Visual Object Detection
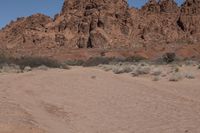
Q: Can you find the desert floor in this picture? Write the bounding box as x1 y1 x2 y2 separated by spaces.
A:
0 66 200 133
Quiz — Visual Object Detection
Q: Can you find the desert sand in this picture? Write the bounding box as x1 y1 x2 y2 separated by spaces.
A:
0 66 200 133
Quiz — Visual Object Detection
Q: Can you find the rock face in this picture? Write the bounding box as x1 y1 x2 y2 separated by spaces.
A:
131 0 181 45
55 0 132 48
0 0 200 59
0 14 54 50
177 0 200 41
159 0 179 13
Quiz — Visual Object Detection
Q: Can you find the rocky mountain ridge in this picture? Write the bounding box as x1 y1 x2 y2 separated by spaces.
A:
0 0 200 60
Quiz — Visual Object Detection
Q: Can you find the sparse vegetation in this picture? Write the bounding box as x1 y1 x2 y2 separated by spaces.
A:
63 60 85 66
136 66 151 75
162 52 176 63
99 61 152 76
0 64 22 73
151 68 162 76
23 66 32 72
125 56 147 62
0 53 147 73
185 60 198 66
185 73 195 79
63 56 146 67
1 52 199 82
169 73 183 82
131 65 151 77
112 65 133 74
85 56 146 67
131 70 140 77
175 67 179 73
36 65 49 71
0 53 69 73
153 52 178 65
83 57 111 67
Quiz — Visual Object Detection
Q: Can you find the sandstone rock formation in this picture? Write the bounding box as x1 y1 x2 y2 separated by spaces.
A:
55 0 133 48
177 0 200 42
0 0 200 60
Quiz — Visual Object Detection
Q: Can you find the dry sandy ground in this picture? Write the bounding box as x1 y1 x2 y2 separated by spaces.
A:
0 66 200 133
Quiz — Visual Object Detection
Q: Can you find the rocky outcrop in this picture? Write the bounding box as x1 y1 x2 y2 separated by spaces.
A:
159 0 179 13
55 0 132 48
0 14 54 49
140 0 161 14
177 0 200 42
131 0 182 45
0 0 200 59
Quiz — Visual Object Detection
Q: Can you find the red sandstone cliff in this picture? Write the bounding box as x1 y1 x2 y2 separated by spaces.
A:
0 0 200 59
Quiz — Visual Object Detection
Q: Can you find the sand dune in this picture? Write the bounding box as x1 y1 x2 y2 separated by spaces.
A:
0 67 200 133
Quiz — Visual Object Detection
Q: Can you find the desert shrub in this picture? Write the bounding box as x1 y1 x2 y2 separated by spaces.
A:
162 52 176 63
124 56 146 62
0 54 63 69
12 56 61 69
64 60 85 66
131 70 140 77
0 53 10 65
185 60 197 66
35 65 49 71
136 66 151 75
154 52 177 64
83 57 111 67
64 57 120 67
174 67 179 73
185 73 195 79
112 65 133 74
23 66 32 72
0 64 22 73
83 56 147 67
151 68 162 76
83 57 128 67
169 73 183 82
63 55 146 67
131 66 151 77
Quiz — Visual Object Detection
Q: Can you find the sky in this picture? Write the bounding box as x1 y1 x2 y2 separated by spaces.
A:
0 0 185 29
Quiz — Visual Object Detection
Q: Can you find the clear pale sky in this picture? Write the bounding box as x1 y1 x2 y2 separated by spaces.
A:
0 0 185 29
